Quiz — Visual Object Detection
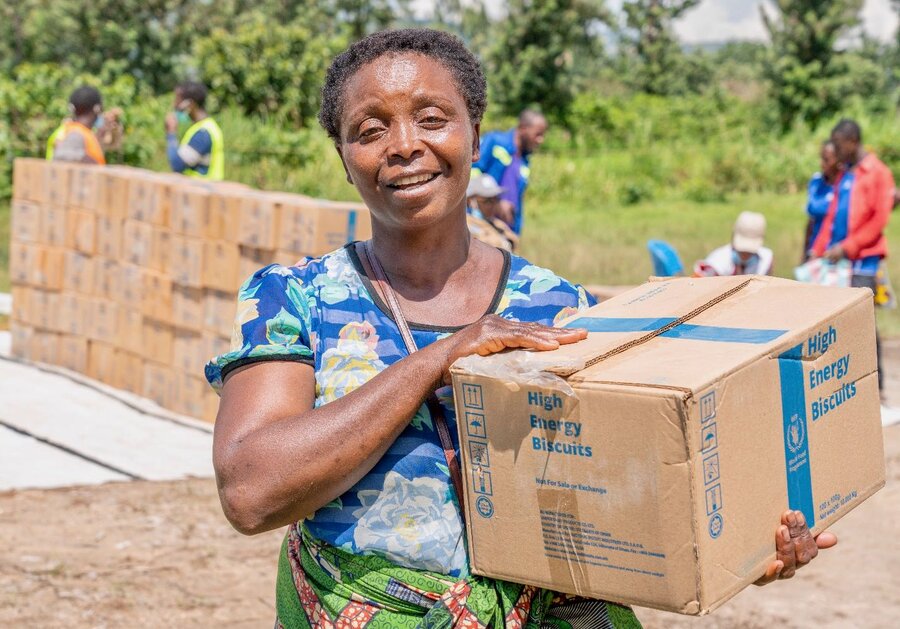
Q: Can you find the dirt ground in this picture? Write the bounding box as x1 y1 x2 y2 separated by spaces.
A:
3 348 900 628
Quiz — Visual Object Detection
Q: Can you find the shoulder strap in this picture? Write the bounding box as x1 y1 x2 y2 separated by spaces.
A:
360 241 466 522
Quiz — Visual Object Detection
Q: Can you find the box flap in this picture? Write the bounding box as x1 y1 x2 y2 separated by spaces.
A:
452 276 871 393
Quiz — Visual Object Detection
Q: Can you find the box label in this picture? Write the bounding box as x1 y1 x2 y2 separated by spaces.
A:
778 344 815 526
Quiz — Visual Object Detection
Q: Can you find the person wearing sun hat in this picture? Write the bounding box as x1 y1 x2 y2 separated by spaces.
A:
695 211 774 276
466 173 519 251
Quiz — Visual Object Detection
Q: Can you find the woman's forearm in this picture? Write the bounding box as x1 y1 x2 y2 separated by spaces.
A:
215 340 451 534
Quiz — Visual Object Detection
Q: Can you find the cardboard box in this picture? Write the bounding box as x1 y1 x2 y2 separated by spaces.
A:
238 192 280 250
202 240 240 291
59 292 88 336
117 308 144 355
171 184 212 237
58 334 89 374
11 200 42 243
142 319 174 365
9 242 35 286
278 197 371 257
202 387 220 423
10 284 29 323
62 250 94 294
113 350 145 394
44 161 72 206
238 246 276 282
172 286 204 330
208 185 249 241
89 298 119 343
140 269 173 323
150 226 173 273
29 289 62 333
10 321 34 359
450 275 884 615
203 289 236 338
142 361 175 407
122 220 153 267
173 329 205 375
96 215 123 259
127 174 162 224
87 341 118 385
12 158 46 202
29 330 60 365
40 204 68 247
65 210 97 254
68 166 103 210
201 331 230 364
94 258 121 301
100 167 131 220
33 247 66 290
169 235 204 288
172 372 209 418
117 264 144 307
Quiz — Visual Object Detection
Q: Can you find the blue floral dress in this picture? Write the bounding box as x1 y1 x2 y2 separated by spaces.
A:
205 244 595 578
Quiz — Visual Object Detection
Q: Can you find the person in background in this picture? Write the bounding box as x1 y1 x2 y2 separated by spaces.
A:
811 118 895 392
472 109 548 235
165 80 224 180
466 173 518 251
695 211 774 276
803 140 842 259
45 86 106 165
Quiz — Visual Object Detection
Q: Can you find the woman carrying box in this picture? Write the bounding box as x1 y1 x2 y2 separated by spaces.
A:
205 29 834 628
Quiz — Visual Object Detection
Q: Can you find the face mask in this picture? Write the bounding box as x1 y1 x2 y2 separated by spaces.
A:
176 110 191 125
93 116 105 131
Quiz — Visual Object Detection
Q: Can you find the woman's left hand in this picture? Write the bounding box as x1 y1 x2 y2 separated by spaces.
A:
755 509 838 585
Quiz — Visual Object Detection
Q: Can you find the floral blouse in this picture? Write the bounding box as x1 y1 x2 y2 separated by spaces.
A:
205 244 595 577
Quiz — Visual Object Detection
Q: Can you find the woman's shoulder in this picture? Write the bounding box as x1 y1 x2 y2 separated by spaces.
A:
500 253 595 323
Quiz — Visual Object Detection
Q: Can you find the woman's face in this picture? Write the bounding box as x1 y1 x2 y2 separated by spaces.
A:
336 53 479 231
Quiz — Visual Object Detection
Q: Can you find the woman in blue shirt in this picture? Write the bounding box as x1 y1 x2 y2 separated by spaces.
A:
803 140 842 259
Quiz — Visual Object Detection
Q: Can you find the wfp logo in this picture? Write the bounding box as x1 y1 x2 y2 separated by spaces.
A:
787 414 806 453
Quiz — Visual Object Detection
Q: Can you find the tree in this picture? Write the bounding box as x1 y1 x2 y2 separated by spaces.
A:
431 0 492 59
194 12 347 127
487 0 610 124
621 0 701 95
761 0 867 130
330 0 412 41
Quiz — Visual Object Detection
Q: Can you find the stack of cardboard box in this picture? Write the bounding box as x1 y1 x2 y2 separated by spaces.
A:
8 158 371 421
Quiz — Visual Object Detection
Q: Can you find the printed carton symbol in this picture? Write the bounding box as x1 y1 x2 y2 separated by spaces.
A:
462 383 484 410
473 469 493 496
708 513 724 539
475 496 494 518
466 412 487 439
469 441 490 467
700 391 716 424
701 423 718 453
705 484 723 515
702 453 720 485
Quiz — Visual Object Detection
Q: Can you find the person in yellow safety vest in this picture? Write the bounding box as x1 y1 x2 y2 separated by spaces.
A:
46 86 106 165
165 80 224 180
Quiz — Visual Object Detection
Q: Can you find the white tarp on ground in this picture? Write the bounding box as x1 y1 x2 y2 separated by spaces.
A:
0 333 213 491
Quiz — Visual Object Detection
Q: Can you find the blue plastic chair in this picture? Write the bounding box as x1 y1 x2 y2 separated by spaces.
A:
647 240 684 277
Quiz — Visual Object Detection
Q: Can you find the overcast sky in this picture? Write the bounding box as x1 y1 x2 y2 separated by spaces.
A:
413 0 899 45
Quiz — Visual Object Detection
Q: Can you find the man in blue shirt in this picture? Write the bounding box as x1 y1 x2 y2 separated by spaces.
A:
165 81 224 180
472 110 548 235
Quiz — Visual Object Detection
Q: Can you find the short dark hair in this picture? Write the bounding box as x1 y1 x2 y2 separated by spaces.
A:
318 28 487 142
176 81 207 107
832 118 862 143
518 109 546 128
69 86 102 116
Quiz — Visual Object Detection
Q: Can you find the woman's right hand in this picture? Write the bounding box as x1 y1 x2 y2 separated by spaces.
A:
434 315 588 385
